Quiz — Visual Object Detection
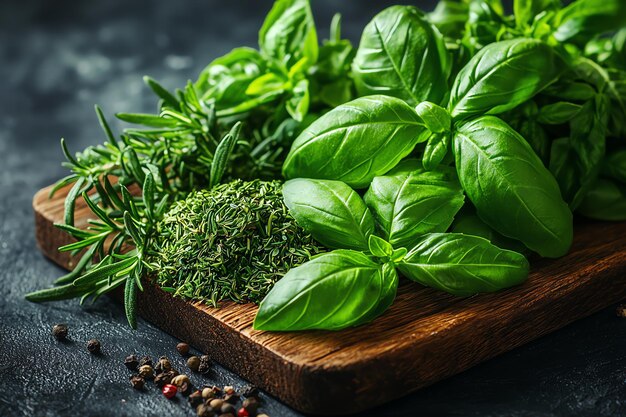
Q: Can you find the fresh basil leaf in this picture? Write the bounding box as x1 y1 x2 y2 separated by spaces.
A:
283 178 375 251
508 115 550 165
537 102 583 125
554 0 626 43
422 133 451 171
514 0 560 28
397 233 529 296
451 208 529 254
455 116 573 258
246 72 288 96
351 262 398 326
449 38 565 120
543 80 597 102
368 235 394 259
259 0 318 68
463 0 510 52
286 79 310 122
428 0 469 38
549 97 608 209
364 166 465 250
254 250 391 331
603 150 626 184
283 95 427 188
577 178 626 221
415 102 451 134
196 47 267 106
352 6 450 106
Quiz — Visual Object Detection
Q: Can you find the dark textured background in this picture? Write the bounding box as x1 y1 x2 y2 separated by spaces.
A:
0 0 623 416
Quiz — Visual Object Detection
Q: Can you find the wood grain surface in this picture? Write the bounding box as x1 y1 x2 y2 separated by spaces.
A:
33 184 626 415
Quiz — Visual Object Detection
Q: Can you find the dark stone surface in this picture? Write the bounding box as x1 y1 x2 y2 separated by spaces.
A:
0 0 622 416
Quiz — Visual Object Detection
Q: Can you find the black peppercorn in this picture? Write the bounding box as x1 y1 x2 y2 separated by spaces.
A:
241 385 260 400
87 339 101 354
187 356 201 372
196 403 215 417
209 399 224 410
177 342 190 355
138 365 154 379
198 355 212 374
180 381 192 396
155 357 172 374
124 354 139 371
224 393 239 404
154 370 177 387
138 355 153 368
129 374 145 390
52 324 68 341
242 398 259 414
188 390 204 408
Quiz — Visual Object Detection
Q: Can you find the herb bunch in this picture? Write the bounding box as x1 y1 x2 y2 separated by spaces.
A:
255 0 626 331
26 0 355 326
27 0 626 332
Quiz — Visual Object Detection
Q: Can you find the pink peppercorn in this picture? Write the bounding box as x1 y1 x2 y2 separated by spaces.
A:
162 384 177 399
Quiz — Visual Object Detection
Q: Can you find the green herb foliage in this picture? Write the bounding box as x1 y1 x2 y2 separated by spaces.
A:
282 95 427 188
28 0 626 331
352 6 451 106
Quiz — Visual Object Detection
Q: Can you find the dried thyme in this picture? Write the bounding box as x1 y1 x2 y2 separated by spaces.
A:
150 179 324 306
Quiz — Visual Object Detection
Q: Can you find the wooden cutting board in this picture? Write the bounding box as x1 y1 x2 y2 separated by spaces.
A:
33 184 626 415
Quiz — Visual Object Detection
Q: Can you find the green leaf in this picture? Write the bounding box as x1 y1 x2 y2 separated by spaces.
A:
283 95 427 188
352 5 450 106
286 79 310 122
283 178 375 251
116 113 178 127
196 47 267 107
55 245 98 285
449 38 565 120
398 233 529 296
415 102 451 134
514 0 560 28
422 133 451 171
142 173 155 217
210 122 242 189
124 277 138 329
364 166 465 250
451 208 528 254
72 256 137 287
603 150 626 184
95 105 117 146
455 116 573 258
368 235 394 258
254 250 392 331
537 102 583 125
259 0 318 68
25 283 89 302
64 177 87 226
554 0 626 42
143 76 179 109
549 97 608 209
428 0 469 38
577 178 626 221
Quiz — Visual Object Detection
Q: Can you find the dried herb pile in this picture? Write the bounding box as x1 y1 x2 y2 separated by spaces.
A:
150 179 323 306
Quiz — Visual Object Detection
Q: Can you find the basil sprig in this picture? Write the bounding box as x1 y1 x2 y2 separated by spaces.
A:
254 177 529 331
